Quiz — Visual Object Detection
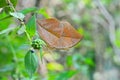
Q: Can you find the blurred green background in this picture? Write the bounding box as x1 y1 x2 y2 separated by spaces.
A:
0 0 120 80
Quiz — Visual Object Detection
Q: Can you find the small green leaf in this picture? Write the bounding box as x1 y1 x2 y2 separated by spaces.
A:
24 50 38 77
17 25 25 35
84 58 94 66
26 15 36 37
47 62 64 71
66 56 73 67
115 28 120 48
39 47 43 62
0 15 11 21
37 8 50 18
20 7 37 15
0 27 16 35
78 27 84 35
56 70 77 80
0 0 17 8
10 12 25 20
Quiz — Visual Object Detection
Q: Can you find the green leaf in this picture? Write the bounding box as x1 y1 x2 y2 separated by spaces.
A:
0 27 16 35
0 15 11 21
66 56 73 67
84 58 94 66
24 50 38 77
10 12 25 20
56 70 77 80
47 62 64 71
39 47 43 62
37 8 50 18
78 27 84 35
0 12 12 30
17 25 25 35
0 0 17 8
26 15 36 37
115 28 120 48
20 7 37 15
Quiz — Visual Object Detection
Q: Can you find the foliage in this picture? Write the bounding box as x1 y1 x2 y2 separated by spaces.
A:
26 14 36 37
24 50 38 78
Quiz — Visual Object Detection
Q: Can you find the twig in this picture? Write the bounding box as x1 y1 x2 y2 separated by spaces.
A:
35 0 41 7
94 0 120 55
6 0 16 12
6 0 32 43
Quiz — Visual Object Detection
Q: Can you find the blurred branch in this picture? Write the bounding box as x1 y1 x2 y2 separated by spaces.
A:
35 0 41 7
6 0 16 12
94 0 120 55
94 15 108 30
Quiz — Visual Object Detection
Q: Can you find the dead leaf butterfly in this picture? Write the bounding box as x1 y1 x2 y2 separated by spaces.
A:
37 18 83 49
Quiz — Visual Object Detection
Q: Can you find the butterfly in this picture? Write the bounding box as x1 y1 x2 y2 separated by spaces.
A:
37 18 83 49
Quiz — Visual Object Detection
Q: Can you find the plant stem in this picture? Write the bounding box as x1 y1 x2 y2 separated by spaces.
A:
25 29 32 43
6 0 32 44
6 0 16 12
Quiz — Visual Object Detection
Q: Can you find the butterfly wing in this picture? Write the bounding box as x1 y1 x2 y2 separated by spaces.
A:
52 21 83 48
37 18 62 37
37 18 83 49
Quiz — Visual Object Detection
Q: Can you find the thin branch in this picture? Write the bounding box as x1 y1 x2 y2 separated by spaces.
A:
6 0 16 12
94 0 120 55
6 0 32 43
35 0 41 7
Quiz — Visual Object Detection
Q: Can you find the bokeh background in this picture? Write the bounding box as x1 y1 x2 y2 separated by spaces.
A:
0 0 120 80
